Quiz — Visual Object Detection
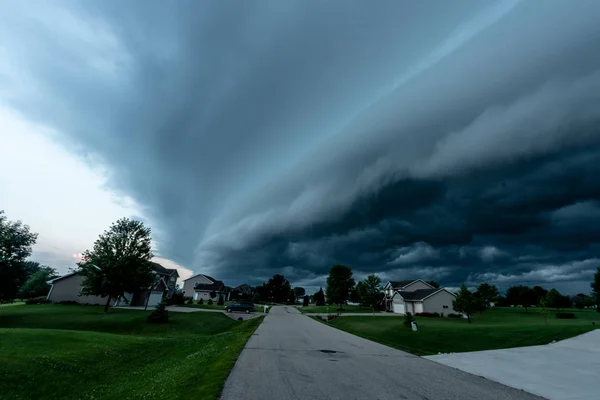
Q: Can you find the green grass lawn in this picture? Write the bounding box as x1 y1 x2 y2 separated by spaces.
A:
182 301 271 313
0 304 262 400
299 304 380 314
327 307 599 356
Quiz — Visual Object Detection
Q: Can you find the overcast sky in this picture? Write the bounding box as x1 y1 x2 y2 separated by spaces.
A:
2 0 600 294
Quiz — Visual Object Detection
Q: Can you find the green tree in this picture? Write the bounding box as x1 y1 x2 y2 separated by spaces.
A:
452 284 479 323
350 284 362 304
287 288 296 304
303 295 309 307
251 292 261 304
18 266 58 298
506 285 536 312
326 265 355 309
426 280 440 289
264 274 292 303
592 267 600 312
357 274 383 312
293 287 306 298
475 283 499 307
313 287 325 306
77 218 155 312
0 211 38 302
544 288 571 309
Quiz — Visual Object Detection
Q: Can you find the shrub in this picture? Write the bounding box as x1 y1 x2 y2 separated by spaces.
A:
147 301 169 323
186 299 193 305
25 297 51 305
556 312 576 319
403 312 415 327
167 291 186 305
447 313 463 318
197 298 204 305
415 312 440 318
208 299 213 305
56 300 79 305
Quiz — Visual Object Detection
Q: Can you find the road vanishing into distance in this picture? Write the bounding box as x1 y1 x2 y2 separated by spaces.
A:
221 306 542 400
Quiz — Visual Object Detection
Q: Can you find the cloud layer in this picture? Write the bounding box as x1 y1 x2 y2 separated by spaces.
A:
2 0 600 293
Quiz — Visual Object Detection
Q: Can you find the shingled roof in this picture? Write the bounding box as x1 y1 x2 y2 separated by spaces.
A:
395 288 446 301
389 280 419 288
194 280 225 291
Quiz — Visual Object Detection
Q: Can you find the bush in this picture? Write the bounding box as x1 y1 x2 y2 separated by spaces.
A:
147 301 169 323
208 299 213 305
555 312 576 319
166 291 186 305
415 312 440 318
56 300 79 305
403 312 415 327
186 299 193 304
447 313 463 318
197 298 204 305
25 297 51 305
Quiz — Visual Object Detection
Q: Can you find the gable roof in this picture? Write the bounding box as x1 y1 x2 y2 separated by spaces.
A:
149 262 179 277
194 280 225 291
48 272 78 284
184 273 216 282
389 280 419 288
393 288 455 301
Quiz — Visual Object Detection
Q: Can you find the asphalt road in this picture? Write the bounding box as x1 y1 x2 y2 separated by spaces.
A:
220 306 542 400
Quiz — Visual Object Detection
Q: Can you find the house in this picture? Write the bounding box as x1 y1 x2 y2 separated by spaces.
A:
383 279 457 316
46 262 179 308
114 262 179 307
182 273 229 301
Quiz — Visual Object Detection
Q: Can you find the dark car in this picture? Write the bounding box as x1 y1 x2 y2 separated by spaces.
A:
225 302 254 313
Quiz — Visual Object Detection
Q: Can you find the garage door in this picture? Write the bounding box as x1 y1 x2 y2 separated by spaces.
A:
393 303 405 314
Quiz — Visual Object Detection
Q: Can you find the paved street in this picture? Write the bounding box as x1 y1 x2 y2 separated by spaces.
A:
221 306 542 400
426 329 600 400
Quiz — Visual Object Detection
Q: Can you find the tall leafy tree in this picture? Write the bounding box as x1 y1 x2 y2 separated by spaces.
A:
357 274 383 312
18 266 58 298
264 274 292 303
77 218 155 312
293 287 306 298
475 283 499 307
0 211 38 302
592 267 600 312
313 287 325 306
505 285 536 312
326 265 355 309
452 284 479 323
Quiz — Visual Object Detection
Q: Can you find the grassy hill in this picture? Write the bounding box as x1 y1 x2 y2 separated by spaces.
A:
0 304 262 399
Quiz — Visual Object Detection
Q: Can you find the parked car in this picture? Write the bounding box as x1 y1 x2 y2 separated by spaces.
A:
225 302 254 313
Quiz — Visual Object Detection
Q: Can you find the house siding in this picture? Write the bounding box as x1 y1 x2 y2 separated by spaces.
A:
422 290 456 316
47 274 107 305
403 281 432 291
182 275 214 297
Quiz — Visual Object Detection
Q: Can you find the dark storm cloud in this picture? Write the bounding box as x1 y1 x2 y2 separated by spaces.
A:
2 0 600 293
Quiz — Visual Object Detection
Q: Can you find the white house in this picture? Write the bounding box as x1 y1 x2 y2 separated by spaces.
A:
182 273 229 301
383 279 457 316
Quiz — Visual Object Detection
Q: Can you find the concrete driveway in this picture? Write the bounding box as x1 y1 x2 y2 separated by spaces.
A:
220 306 541 400
426 329 600 400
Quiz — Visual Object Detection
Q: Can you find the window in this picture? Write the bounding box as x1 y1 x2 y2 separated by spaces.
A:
170 276 175 282
443 305 449 309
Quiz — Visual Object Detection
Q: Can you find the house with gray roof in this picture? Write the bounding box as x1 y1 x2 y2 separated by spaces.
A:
383 279 457 316
182 273 229 301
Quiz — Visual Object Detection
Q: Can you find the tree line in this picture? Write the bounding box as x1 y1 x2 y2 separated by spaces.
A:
3 209 600 314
